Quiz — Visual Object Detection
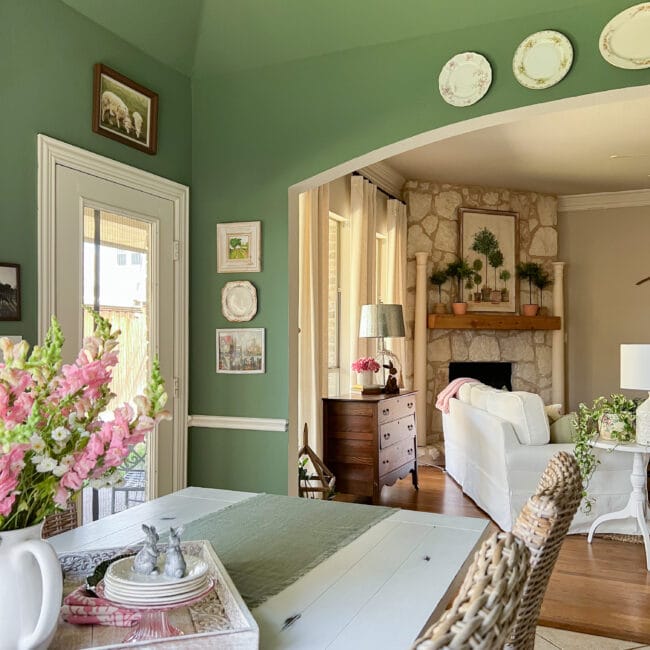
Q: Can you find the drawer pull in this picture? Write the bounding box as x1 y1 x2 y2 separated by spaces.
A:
407 448 413 455
383 433 391 440
407 424 414 431
382 408 390 416
407 402 414 409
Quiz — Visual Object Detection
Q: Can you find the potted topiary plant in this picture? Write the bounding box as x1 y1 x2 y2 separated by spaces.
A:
516 261 543 316
573 393 640 512
499 269 511 302
533 268 553 316
471 228 499 301
445 258 473 315
470 259 483 301
430 267 448 315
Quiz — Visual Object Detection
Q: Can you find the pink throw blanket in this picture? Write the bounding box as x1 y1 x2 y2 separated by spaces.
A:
435 377 476 415
61 585 140 627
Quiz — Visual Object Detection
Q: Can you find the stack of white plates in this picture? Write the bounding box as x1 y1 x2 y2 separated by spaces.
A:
104 555 210 606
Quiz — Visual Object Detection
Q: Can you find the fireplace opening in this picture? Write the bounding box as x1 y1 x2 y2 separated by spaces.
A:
449 362 512 391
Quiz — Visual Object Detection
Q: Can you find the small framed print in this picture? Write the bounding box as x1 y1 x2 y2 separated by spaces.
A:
0 263 21 321
217 221 261 273
216 328 265 374
92 63 158 155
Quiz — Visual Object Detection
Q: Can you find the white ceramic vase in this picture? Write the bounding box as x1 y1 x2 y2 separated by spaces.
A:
0 523 62 650
358 371 374 387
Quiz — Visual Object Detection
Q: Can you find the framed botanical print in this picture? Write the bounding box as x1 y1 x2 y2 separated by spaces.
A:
217 221 261 273
0 263 21 321
459 208 519 313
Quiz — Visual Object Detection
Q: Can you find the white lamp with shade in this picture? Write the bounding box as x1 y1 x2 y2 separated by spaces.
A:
620 344 650 445
358 303 406 389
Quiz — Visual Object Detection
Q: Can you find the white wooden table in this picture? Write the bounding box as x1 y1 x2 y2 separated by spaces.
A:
51 487 489 649
587 438 650 569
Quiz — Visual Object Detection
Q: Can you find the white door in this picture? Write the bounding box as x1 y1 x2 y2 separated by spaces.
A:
54 164 175 521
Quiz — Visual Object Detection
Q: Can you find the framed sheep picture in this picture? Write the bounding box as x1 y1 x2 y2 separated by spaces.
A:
92 64 158 155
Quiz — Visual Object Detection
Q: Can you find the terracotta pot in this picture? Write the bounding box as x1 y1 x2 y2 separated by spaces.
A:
451 302 467 315
522 304 539 316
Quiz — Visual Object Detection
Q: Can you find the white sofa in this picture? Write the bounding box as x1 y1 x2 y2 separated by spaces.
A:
442 381 636 534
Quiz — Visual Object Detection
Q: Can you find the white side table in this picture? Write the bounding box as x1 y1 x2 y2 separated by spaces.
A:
587 438 650 569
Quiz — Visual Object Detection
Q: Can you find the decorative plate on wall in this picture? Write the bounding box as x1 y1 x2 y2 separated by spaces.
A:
221 281 257 322
600 3 650 69
438 52 492 107
512 30 573 89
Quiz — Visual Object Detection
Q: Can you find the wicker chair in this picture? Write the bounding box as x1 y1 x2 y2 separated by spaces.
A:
411 531 530 650
505 451 582 650
42 501 79 539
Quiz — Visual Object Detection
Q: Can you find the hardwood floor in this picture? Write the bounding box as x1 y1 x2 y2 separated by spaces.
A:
373 466 650 645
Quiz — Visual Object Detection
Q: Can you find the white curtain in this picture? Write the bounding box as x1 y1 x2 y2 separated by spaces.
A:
347 175 377 389
386 199 408 387
298 186 329 455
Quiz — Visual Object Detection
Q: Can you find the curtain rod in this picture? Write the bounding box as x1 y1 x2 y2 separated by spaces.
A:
352 171 405 205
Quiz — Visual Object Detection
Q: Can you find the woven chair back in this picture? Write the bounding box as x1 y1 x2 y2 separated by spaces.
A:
412 531 530 650
505 451 582 649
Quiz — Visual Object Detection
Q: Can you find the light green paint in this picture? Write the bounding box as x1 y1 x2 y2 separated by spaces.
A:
4 0 650 497
189 0 650 494
0 0 191 344
62 0 203 76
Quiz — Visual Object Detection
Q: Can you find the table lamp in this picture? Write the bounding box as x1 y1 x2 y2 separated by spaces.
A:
359 303 406 388
620 344 650 445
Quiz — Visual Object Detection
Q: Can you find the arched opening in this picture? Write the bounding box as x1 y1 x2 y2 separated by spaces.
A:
287 84 650 493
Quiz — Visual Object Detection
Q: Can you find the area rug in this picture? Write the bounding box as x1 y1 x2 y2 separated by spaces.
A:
177 494 396 608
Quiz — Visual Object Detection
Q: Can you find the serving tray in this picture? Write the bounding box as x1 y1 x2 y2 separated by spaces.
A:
53 540 259 649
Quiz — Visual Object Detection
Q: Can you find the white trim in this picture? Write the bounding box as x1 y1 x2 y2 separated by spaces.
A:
37 134 190 493
358 161 406 200
187 415 289 432
558 188 650 212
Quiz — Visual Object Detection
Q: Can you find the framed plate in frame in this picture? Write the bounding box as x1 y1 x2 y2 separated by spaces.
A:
217 221 261 273
0 263 21 321
459 208 519 313
216 328 265 374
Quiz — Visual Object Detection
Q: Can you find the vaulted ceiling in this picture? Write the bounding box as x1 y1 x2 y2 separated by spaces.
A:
62 0 595 77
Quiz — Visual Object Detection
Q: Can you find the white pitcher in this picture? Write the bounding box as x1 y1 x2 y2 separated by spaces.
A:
0 523 62 650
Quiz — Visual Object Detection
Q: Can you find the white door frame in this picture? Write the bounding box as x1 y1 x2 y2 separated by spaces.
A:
37 134 189 493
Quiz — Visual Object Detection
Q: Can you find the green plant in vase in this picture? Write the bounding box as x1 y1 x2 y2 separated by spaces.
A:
445 258 473 314
430 268 448 313
516 261 543 315
573 394 640 512
499 269 511 302
533 268 553 314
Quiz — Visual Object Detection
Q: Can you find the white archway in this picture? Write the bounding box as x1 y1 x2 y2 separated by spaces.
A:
286 84 650 494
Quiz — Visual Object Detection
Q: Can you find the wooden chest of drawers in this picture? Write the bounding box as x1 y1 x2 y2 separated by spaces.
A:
322 391 418 503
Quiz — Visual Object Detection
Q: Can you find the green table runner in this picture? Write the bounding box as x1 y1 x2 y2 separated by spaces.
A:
179 494 396 608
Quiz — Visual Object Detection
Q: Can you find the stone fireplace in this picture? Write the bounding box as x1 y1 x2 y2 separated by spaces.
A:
402 181 559 445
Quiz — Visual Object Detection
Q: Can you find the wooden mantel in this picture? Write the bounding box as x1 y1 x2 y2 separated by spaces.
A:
427 313 561 330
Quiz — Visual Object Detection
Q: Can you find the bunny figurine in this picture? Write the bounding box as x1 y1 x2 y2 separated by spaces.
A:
133 524 160 575
164 526 187 579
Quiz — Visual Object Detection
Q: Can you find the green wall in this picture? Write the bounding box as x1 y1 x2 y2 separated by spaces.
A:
0 0 191 346
189 0 650 494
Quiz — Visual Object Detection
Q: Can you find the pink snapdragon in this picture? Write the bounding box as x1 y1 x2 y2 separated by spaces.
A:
0 444 27 516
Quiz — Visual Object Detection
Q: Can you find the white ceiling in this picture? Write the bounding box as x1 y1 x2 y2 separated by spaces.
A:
384 95 650 196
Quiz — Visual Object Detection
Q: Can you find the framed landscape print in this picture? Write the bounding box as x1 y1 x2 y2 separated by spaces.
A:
92 63 158 154
216 328 265 374
0 263 21 321
459 208 519 313
217 221 261 273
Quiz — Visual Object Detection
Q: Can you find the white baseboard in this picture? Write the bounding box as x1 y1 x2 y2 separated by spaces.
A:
187 415 288 432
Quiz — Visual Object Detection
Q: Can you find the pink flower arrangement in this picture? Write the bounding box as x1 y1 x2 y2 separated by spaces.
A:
0 312 170 531
351 357 380 374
